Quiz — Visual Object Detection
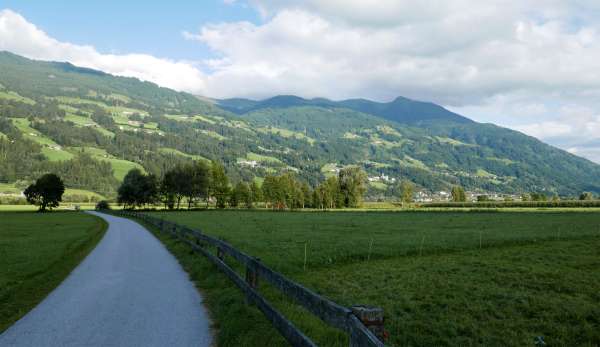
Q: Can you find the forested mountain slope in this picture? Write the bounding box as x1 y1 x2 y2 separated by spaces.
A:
1 51 599 198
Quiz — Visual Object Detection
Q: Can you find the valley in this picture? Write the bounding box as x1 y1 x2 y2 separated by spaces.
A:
1 52 600 201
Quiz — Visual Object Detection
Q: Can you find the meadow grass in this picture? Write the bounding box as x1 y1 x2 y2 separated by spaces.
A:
0 203 101 212
41 147 75 162
145 210 600 346
101 157 145 181
246 152 284 164
0 90 35 105
158 147 210 162
0 212 107 332
0 182 105 202
0 183 21 194
10 118 57 146
67 147 144 181
256 126 316 144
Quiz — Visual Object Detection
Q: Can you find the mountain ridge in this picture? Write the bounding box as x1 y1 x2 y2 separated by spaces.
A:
217 94 472 125
1 51 599 198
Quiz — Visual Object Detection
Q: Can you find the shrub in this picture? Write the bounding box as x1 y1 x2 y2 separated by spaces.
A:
95 200 110 210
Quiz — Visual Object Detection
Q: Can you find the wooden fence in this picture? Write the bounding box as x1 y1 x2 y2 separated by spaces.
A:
113 210 386 347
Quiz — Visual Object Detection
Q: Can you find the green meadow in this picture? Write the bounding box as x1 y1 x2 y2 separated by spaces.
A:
0 212 107 332
145 210 600 346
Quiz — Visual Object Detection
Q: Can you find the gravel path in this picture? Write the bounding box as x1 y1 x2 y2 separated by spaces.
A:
0 211 213 347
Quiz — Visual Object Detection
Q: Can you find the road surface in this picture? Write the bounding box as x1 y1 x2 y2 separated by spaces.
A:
0 211 213 347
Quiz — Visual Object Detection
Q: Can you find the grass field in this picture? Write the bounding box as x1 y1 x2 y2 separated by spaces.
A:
245 152 284 165
0 90 35 105
0 212 107 332
0 182 104 203
102 157 145 181
67 146 144 181
146 210 600 346
257 126 316 144
41 147 75 162
0 204 104 212
10 118 57 147
158 147 210 162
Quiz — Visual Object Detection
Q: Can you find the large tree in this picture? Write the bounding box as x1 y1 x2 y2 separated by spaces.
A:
185 161 211 209
338 166 367 208
250 181 262 206
211 160 230 209
24 173 65 211
399 180 415 205
451 186 467 202
314 176 342 209
117 169 158 209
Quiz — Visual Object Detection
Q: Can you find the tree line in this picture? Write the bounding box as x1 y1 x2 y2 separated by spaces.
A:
117 161 372 210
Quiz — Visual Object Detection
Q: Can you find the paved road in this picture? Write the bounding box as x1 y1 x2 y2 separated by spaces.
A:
0 211 213 347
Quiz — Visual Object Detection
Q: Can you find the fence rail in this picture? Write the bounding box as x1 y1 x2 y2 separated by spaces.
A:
113 210 385 347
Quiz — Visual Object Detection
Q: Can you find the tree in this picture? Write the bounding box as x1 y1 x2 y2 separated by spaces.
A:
477 195 490 202
160 169 178 209
338 166 367 208
301 182 312 208
117 169 158 209
262 175 279 209
186 161 210 209
399 180 415 205
231 181 252 208
95 200 110 210
250 181 262 206
241 182 253 208
580 192 594 200
451 186 466 202
314 176 342 209
211 160 230 209
24 173 65 211
530 192 547 201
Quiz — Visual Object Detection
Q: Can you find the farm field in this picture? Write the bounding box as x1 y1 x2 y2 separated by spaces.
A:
0 212 107 332
147 210 600 346
67 146 144 181
0 181 106 203
0 203 105 212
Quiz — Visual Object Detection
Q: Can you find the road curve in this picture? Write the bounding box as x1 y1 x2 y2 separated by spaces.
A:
0 211 213 347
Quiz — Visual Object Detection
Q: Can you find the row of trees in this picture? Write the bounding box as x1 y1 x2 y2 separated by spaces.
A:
117 162 372 210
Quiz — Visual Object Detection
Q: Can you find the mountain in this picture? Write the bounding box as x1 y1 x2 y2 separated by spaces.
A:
217 95 472 125
1 51 599 199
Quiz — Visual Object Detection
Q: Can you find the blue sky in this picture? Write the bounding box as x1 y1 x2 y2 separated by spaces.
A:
2 0 259 60
1 1 600 162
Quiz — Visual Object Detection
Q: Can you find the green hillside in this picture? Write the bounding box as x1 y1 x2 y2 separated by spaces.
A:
1 51 599 198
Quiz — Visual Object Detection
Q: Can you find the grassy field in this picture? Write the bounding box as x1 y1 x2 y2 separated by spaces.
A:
67 146 144 181
0 212 107 332
146 210 600 346
0 204 105 212
0 182 105 203
158 147 210 162
0 90 35 105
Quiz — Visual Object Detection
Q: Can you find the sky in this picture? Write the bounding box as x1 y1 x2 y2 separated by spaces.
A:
1 1 600 162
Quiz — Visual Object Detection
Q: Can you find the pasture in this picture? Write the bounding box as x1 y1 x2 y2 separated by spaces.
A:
147 210 600 346
0 212 106 332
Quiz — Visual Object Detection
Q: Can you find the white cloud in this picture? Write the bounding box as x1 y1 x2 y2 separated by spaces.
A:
3 4 600 162
182 1 600 162
0 9 208 94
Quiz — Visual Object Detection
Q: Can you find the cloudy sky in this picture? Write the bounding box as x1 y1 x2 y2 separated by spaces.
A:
1 1 600 162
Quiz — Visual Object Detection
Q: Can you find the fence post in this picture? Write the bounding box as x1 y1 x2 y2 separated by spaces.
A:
245 258 260 289
244 258 260 305
350 305 385 344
